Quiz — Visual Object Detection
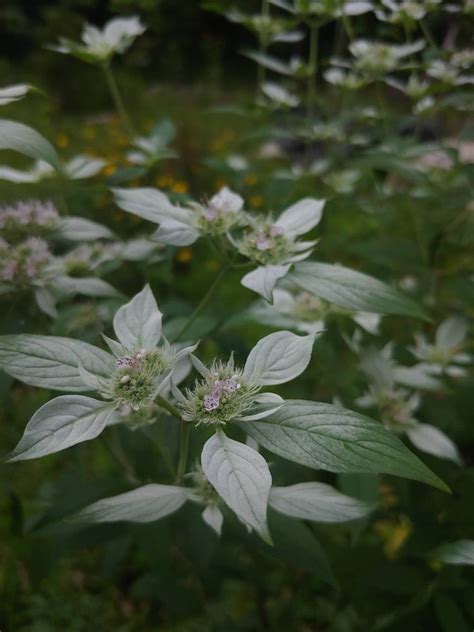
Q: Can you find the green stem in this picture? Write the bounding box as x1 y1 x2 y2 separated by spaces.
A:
420 19 437 49
102 62 136 137
155 394 182 420
341 12 354 42
255 0 270 100
173 264 230 341
176 423 191 483
306 21 319 122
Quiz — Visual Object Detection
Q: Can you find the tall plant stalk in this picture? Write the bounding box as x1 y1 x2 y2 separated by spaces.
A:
102 62 136 137
256 0 271 99
306 20 319 122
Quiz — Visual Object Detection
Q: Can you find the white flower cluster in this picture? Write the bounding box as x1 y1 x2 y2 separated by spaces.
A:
0 236 51 284
114 186 325 302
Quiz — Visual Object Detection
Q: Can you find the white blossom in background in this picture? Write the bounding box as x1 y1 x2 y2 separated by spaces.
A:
50 16 145 64
231 198 325 301
323 169 361 194
0 155 106 183
0 84 34 106
323 67 368 90
225 9 304 45
331 39 425 80
226 155 249 172
113 185 246 246
357 347 461 463
0 200 59 237
261 82 300 108
427 59 474 86
385 74 431 100
270 0 373 19
410 317 472 378
375 0 439 24
127 119 177 166
245 288 381 336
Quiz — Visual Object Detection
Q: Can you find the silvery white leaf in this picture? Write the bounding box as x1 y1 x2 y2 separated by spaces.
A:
65 155 106 179
202 504 224 535
431 540 474 566
0 166 37 182
78 362 108 392
244 51 292 76
57 217 114 241
190 354 209 377
50 276 120 298
407 423 461 464
243 330 315 386
201 430 272 543
435 316 468 350
334 1 373 16
151 219 200 246
276 198 325 238
272 30 304 43
0 334 115 391
6 395 117 461
113 285 162 350
101 334 125 358
0 119 61 171
241 264 291 303
393 364 443 391
74 484 189 524
113 187 190 224
34 286 58 319
0 83 33 106
269 482 374 522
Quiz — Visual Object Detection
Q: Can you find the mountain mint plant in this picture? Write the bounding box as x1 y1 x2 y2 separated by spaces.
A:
2 5 472 620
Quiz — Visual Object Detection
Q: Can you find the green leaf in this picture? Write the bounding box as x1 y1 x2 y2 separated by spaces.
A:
268 510 337 586
73 484 189 523
6 395 117 461
269 482 374 523
237 400 449 492
201 429 272 544
431 540 474 565
0 119 61 171
434 594 471 632
288 262 427 319
0 334 115 391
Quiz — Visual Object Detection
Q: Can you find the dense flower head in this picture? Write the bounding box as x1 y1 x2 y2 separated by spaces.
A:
187 465 220 505
180 358 260 426
236 216 292 265
377 387 419 431
110 349 170 410
0 237 51 285
0 200 59 240
410 317 472 377
192 187 245 236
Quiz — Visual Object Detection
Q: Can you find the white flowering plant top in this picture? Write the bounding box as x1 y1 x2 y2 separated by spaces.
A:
0 280 450 541
356 346 462 464
50 16 145 64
